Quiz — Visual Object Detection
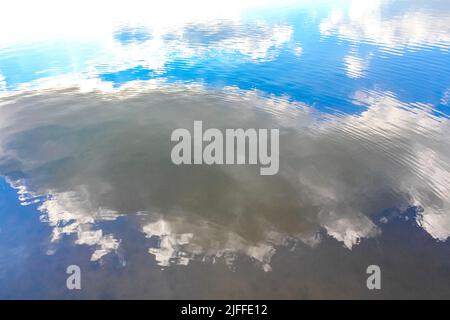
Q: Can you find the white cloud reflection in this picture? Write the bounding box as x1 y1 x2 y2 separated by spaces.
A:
343 53 370 78
88 21 294 80
9 182 121 261
320 0 450 52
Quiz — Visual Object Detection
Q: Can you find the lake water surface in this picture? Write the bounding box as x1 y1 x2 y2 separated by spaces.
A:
0 0 450 299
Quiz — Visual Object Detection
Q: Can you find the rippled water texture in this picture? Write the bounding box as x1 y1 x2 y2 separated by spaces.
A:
0 0 450 298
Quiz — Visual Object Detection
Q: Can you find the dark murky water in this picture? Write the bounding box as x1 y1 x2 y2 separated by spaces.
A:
0 0 449 299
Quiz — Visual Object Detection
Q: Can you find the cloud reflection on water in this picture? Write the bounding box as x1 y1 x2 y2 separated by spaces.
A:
320 0 450 52
0 80 449 270
95 20 294 78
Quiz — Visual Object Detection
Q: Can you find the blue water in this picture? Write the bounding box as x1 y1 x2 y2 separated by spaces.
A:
1 2 449 113
0 0 450 299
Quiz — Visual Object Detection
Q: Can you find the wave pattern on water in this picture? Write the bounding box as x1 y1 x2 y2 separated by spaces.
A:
1 0 450 299
0 81 449 270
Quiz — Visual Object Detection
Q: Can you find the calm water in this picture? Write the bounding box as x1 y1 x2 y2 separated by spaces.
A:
0 0 450 299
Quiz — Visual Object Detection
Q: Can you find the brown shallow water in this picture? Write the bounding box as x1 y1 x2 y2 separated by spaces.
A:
0 83 449 298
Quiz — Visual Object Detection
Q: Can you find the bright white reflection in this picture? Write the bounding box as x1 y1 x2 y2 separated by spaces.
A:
0 0 296 46
320 0 450 51
343 53 371 78
0 1 297 86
